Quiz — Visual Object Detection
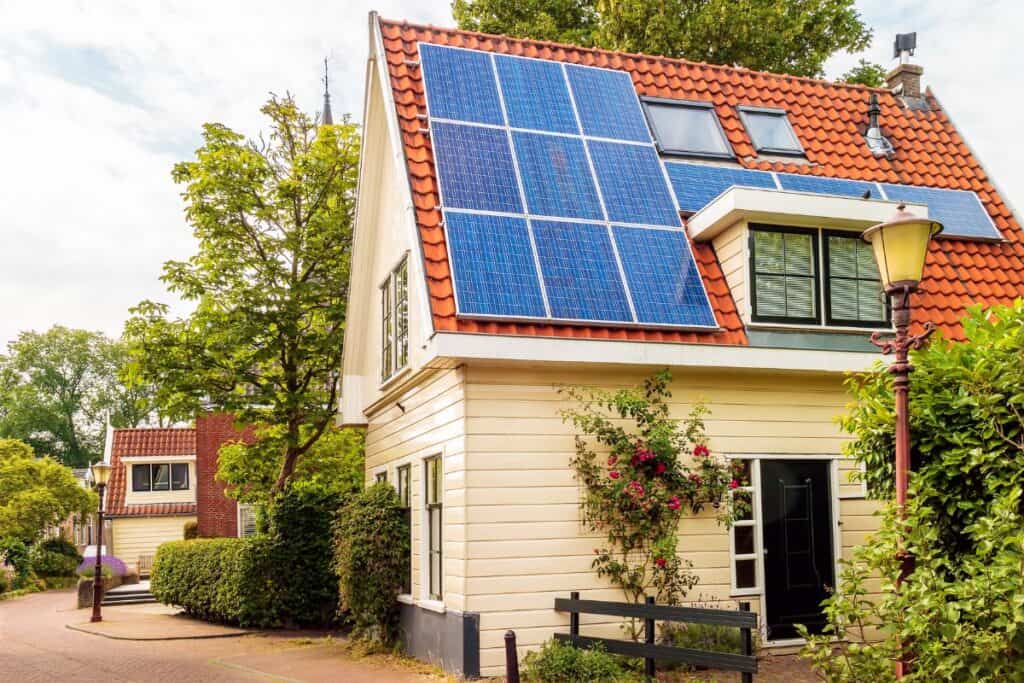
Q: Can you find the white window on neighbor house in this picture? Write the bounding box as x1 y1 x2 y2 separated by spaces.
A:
396 463 412 595
729 459 761 595
237 504 257 538
423 455 443 602
380 256 409 383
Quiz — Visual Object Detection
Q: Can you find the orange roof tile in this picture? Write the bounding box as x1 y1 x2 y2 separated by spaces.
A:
378 17 1024 344
106 428 196 517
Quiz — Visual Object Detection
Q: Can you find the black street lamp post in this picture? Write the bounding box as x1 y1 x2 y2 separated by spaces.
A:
90 460 112 623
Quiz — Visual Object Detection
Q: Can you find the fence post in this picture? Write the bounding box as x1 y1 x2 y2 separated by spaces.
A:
739 601 753 683
569 591 580 644
505 630 520 683
644 595 656 681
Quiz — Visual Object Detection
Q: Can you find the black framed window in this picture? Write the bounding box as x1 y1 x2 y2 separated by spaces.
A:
424 456 442 601
738 106 803 156
824 232 888 326
132 464 151 492
375 471 387 484
381 256 409 382
641 98 733 158
396 464 412 594
750 226 819 324
132 463 190 492
171 463 189 490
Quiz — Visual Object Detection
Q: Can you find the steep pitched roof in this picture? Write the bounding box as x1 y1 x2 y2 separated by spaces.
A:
105 428 196 517
377 17 1024 343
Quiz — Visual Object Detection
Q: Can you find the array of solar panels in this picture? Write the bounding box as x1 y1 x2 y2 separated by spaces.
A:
420 44 718 328
665 162 1001 240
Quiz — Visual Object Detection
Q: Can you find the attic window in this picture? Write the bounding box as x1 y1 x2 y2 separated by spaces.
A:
738 106 804 156
641 98 733 159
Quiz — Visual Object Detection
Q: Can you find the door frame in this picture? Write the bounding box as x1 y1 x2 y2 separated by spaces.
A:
727 454 844 647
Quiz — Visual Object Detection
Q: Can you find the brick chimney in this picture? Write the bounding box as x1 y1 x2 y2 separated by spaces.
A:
195 412 255 537
886 62 924 99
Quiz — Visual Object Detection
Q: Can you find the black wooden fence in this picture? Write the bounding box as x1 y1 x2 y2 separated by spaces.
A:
504 591 758 682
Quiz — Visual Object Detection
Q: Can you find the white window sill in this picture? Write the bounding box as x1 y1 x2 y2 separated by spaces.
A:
730 589 761 598
379 366 411 392
417 599 446 614
397 593 414 605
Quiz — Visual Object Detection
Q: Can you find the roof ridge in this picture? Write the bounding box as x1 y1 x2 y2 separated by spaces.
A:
113 426 195 433
378 16 893 95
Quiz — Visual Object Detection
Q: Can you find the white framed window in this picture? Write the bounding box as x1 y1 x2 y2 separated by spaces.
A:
132 463 189 492
380 256 409 383
737 106 803 156
237 504 257 537
642 97 733 159
396 463 412 595
423 455 443 602
729 459 761 595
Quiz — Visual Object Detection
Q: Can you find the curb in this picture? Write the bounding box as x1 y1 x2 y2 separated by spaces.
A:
66 622 252 641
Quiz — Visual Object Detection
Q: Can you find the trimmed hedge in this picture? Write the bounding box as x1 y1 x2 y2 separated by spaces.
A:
151 537 280 628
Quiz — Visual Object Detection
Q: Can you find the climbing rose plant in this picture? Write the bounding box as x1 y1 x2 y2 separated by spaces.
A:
560 370 739 637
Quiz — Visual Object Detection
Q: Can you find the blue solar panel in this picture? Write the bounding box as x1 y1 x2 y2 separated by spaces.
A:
419 44 504 125
565 65 651 143
445 213 547 317
432 122 523 213
880 184 1000 239
778 173 875 199
589 141 681 226
613 226 717 327
495 56 578 134
665 163 778 213
512 132 603 220
533 221 632 321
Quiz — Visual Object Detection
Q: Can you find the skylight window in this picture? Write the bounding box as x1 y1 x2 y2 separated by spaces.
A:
642 98 733 158
738 106 804 156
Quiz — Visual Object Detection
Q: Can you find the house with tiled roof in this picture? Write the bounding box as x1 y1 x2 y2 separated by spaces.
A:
339 13 1024 677
101 414 257 574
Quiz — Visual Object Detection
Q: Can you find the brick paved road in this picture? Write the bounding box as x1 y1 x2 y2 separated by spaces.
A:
0 590 432 682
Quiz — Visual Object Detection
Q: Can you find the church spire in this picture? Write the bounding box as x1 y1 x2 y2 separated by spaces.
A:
320 58 333 126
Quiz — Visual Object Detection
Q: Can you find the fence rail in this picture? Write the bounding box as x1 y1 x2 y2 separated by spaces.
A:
554 592 757 682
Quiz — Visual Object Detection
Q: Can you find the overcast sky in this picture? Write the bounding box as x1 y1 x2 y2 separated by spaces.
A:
1 0 1021 348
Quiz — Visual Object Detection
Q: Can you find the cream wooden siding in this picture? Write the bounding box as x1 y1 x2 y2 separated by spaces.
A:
462 364 881 675
364 367 467 612
110 515 194 572
712 221 749 321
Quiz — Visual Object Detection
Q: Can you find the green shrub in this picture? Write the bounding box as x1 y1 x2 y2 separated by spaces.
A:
523 640 641 682
660 620 742 654
30 546 80 577
333 482 409 644
0 538 31 589
151 538 280 628
39 537 80 558
266 483 341 626
183 520 198 539
0 572 8 594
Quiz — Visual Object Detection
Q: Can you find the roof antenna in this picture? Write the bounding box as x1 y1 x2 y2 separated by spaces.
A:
320 58 333 126
865 93 893 157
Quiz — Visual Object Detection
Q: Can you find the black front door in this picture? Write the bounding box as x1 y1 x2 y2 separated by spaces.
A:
760 460 834 641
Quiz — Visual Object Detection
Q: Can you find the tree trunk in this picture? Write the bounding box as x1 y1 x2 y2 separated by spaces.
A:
270 446 301 498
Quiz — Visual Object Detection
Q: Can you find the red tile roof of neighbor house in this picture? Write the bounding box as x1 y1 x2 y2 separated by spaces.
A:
378 17 1024 344
106 428 197 517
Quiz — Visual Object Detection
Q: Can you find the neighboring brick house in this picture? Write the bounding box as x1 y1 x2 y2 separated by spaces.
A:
102 415 256 574
340 14 1024 677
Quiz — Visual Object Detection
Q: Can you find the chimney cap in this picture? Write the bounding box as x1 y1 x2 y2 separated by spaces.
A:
893 32 917 59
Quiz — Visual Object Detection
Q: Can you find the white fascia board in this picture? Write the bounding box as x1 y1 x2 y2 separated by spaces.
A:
428 332 882 374
340 373 368 427
687 187 928 242
120 455 196 463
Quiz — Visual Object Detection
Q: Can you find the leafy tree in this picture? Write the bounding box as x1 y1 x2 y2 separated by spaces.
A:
0 327 155 467
0 438 96 544
216 425 364 506
453 0 874 78
840 58 887 87
124 95 360 497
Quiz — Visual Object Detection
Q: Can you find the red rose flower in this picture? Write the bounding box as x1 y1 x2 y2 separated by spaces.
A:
655 462 667 475
608 455 618 467
729 479 740 490
654 557 667 568
667 496 681 511
609 470 621 480
693 444 710 458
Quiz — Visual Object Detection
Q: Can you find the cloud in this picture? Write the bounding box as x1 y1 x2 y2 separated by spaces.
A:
0 1 1020 348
